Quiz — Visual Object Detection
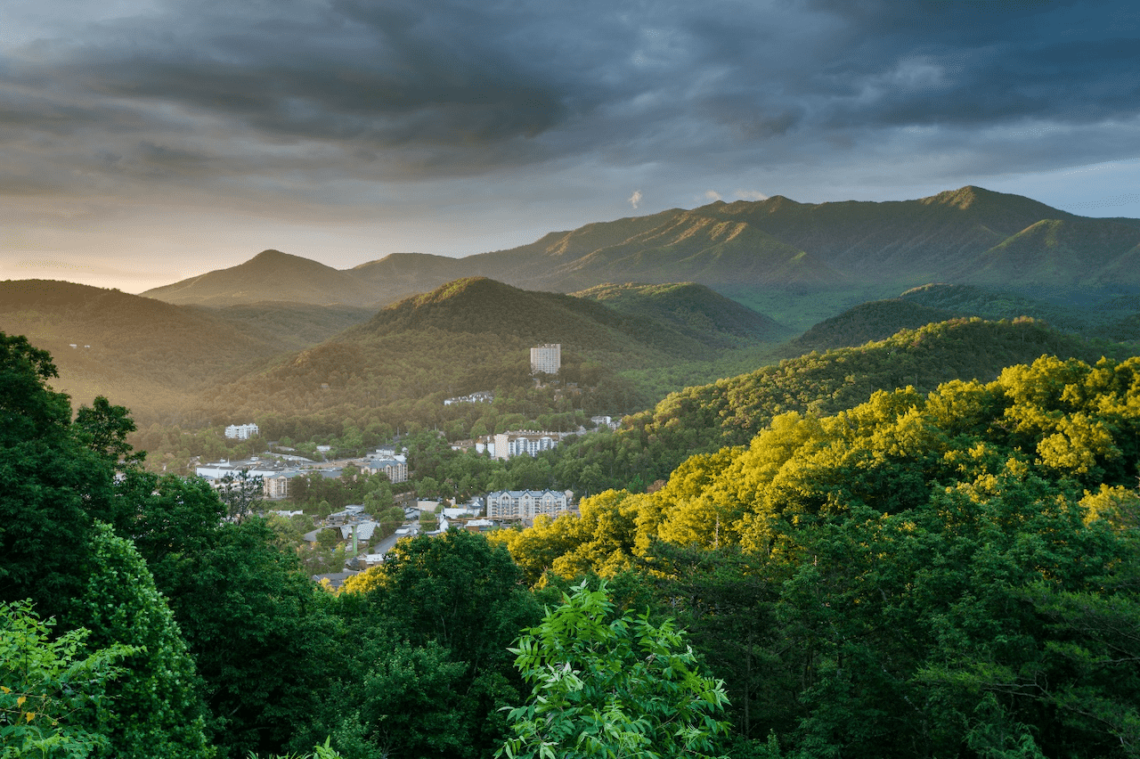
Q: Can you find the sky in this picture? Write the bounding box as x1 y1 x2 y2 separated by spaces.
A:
2 0 1139 292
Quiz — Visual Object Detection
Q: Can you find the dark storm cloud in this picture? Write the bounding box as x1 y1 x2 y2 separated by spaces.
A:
1 0 1137 200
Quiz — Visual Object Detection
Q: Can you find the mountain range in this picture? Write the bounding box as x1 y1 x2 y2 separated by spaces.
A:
0 276 779 426
142 186 1140 314
7 184 1140 430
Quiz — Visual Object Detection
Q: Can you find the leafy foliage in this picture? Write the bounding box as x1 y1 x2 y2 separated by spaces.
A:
495 349 1140 758
71 523 213 759
497 580 730 759
0 601 135 759
548 317 1133 493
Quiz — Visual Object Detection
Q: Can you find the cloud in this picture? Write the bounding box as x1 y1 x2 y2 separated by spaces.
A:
1 0 1137 259
704 190 722 202
735 190 769 201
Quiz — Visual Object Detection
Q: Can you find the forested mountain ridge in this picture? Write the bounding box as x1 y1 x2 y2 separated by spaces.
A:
544 317 1135 491
786 298 959 353
140 186 1140 311
707 185 1079 282
491 351 1140 758
143 249 381 307
196 277 784 440
954 216 1140 290
0 279 378 426
560 281 786 343
348 276 760 360
0 280 284 425
790 281 1140 354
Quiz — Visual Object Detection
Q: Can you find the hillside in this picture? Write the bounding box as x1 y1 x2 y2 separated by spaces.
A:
141 187 1140 317
205 302 375 351
573 282 788 344
512 211 841 292
137 185 1135 335
547 317 1137 491
709 186 1080 283
142 249 382 307
786 298 957 353
957 217 1140 291
355 277 743 362
197 277 783 435
0 280 288 423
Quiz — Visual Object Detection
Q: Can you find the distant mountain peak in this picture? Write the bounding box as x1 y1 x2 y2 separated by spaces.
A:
243 249 331 269
251 248 290 260
921 185 992 210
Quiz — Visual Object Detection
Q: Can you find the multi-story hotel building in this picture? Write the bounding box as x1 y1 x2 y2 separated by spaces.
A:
530 344 561 375
485 489 573 519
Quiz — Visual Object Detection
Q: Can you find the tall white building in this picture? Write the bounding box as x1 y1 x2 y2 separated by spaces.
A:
530 344 561 375
225 423 259 440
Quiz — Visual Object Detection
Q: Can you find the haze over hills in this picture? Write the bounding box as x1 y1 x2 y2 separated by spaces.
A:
140 186 1140 318
572 282 788 344
0 280 379 425
786 299 959 354
1 275 791 429
0 280 291 423
199 276 790 431
143 249 382 307
786 280 1140 353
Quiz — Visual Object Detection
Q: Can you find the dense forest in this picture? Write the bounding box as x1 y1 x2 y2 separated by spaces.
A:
5 316 1140 758
490 351 1140 757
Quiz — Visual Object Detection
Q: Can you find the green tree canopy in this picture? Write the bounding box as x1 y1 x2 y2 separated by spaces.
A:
497 580 730 759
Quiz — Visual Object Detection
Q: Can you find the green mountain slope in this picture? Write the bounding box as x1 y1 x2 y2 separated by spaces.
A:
142 249 382 307
550 318 1136 490
787 299 958 353
0 280 288 423
573 282 787 344
532 211 841 292
358 277 737 363
139 187 1140 318
204 302 376 351
131 184 1140 361
708 186 1077 284
959 218 1140 290
349 252 480 307
898 283 1131 333
198 277 783 432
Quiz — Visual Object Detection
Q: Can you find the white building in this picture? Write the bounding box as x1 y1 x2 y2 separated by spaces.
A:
195 460 301 500
225 423 259 440
530 344 561 375
486 490 573 520
491 431 566 461
443 391 494 406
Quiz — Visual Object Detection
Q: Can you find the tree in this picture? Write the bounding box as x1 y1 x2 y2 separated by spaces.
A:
0 334 142 621
218 469 264 521
0 600 136 759
74 396 142 470
153 518 341 757
71 523 213 759
308 530 542 759
497 580 730 759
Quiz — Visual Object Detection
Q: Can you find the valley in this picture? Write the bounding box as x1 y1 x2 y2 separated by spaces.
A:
4 185 1140 759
